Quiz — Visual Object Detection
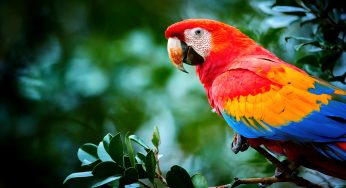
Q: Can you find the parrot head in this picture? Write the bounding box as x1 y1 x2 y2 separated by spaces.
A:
165 19 255 73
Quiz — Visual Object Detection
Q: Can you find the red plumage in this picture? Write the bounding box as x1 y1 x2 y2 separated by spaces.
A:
249 139 346 180
165 19 346 180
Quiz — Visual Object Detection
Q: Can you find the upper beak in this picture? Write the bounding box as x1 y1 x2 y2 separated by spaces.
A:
167 37 188 73
167 37 204 73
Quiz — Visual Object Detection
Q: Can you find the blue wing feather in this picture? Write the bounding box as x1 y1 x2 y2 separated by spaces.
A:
222 101 346 141
221 81 346 160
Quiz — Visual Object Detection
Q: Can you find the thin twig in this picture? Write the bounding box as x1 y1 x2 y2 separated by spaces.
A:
253 146 292 175
231 176 323 188
209 185 230 188
232 177 280 187
155 149 167 186
228 146 323 188
156 172 167 186
209 175 324 188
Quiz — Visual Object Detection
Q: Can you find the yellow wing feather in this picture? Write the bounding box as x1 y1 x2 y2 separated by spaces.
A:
223 65 332 128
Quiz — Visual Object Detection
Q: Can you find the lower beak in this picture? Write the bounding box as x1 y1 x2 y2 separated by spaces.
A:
167 37 204 73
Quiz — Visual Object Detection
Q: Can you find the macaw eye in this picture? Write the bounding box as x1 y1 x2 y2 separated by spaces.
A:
195 29 202 36
183 27 211 58
195 29 201 35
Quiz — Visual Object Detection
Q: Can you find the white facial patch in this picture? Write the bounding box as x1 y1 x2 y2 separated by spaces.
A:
184 27 211 58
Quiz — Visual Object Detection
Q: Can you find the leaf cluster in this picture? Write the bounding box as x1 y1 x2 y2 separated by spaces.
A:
64 128 208 188
273 0 346 83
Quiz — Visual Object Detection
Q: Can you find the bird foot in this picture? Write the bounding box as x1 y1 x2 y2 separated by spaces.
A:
274 160 300 178
231 133 249 154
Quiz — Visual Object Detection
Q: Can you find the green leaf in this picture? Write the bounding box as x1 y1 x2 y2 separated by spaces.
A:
302 64 321 76
284 36 323 51
294 41 320 51
109 133 124 166
123 155 132 169
125 133 136 168
124 183 141 188
295 55 319 66
320 51 342 71
124 167 138 182
119 167 139 187
191 174 208 188
78 143 98 166
284 36 313 43
63 171 93 184
129 135 150 151
135 152 146 164
272 6 306 16
272 6 305 12
136 163 148 179
272 0 301 7
82 159 101 169
91 175 121 188
166 165 194 188
92 161 123 178
103 133 113 152
151 126 160 149
300 17 318 26
303 2 320 13
145 150 156 184
97 141 113 162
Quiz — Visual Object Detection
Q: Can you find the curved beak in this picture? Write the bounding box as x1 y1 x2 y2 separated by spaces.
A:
167 37 204 73
167 37 188 73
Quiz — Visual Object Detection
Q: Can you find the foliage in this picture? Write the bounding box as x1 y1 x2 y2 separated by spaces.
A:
64 128 208 188
1 0 345 188
63 1 346 187
272 0 346 83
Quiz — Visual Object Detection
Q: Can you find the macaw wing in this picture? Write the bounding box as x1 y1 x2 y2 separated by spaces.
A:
211 56 346 145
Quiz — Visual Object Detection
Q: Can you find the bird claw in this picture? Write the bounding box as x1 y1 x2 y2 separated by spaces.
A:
274 168 285 178
274 160 299 178
231 133 249 154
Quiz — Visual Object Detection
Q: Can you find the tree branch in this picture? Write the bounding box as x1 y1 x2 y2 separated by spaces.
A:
224 146 324 188
231 176 323 188
155 149 167 186
209 175 324 188
253 146 292 175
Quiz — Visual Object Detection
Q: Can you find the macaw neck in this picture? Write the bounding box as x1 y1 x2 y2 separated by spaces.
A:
196 43 261 91
195 43 273 109
196 55 227 111
195 56 226 92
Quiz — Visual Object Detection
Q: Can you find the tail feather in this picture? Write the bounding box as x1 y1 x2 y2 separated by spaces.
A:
252 138 346 180
315 143 346 161
303 157 346 180
332 142 346 160
335 142 346 151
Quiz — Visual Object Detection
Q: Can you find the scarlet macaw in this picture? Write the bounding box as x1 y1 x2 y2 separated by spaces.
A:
165 19 346 179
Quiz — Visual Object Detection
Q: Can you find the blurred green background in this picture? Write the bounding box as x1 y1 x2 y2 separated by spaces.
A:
1 0 345 187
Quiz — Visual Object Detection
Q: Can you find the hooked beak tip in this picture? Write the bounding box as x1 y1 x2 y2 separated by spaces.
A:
167 37 188 73
176 64 188 73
